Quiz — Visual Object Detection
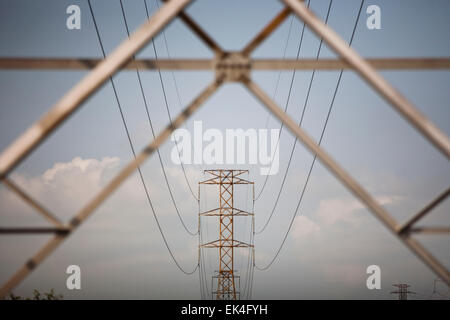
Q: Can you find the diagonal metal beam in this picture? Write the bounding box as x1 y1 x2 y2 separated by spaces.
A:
0 77 224 298
283 0 450 160
0 0 192 180
242 7 291 56
242 77 449 285
3 177 63 227
162 0 224 56
178 11 224 56
398 187 450 234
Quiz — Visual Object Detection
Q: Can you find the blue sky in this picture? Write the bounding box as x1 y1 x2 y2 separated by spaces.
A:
0 0 449 299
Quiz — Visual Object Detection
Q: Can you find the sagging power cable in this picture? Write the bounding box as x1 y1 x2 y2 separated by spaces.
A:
255 0 365 271
119 0 198 236
88 0 198 275
255 0 311 201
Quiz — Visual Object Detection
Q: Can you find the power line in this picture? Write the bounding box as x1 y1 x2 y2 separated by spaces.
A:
242 196 256 299
118 0 198 236
198 179 213 299
255 0 365 271
198 190 204 298
154 0 192 132
198 219 204 299
238 181 250 273
262 15 294 131
241 246 252 299
147 0 200 202
255 0 311 201
87 0 198 275
255 0 324 235
199 240 208 298
241 180 254 299
199 217 210 298
246 236 255 299
153 0 206 185
248 224 255 299
199 186 213 299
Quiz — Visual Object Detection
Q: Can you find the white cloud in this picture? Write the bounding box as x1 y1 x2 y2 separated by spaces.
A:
292 216 320 239
0 156 414 298
13 156 120 196
1 157 121 223
314 195 402 227
2 156 202 223
0 156 200 290
319 263 365 286
41 156 119 183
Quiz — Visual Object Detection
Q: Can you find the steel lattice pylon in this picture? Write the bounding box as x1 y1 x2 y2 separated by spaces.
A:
0 0 449 297
391 283 416 300
200 170 254 300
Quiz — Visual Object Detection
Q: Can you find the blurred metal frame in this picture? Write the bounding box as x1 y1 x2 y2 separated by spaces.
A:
2 57 450 70
0 0 449 297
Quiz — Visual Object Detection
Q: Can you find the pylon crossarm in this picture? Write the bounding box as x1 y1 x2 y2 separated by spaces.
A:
0 0 192 180
282 0 450 159
199 207 253 216
229 177 254 184
0 77 223 298
201 239 253 248
199 207 223 215
199 176 222 184
242 77 450 285
231 208 254 216
199 173 252 185
204 169 248 177
202 180 253 185
202 170 228 180
200 171 250 184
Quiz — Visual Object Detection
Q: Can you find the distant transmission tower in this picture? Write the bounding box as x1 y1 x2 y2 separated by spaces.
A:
199 170 254 300
391 283 416 300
